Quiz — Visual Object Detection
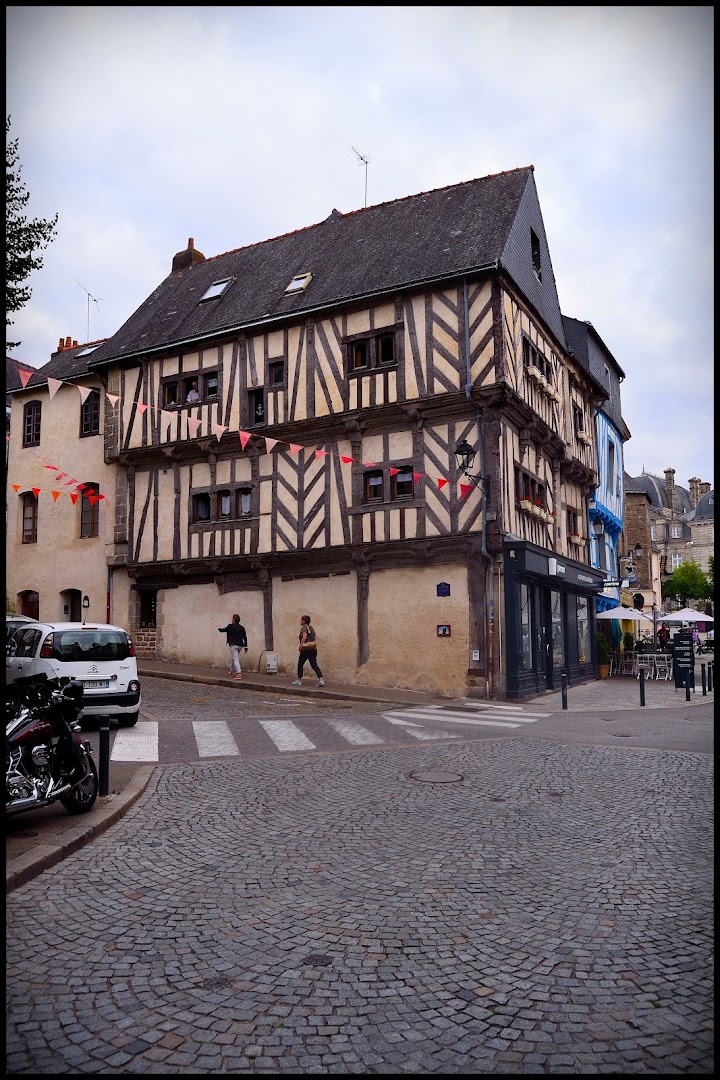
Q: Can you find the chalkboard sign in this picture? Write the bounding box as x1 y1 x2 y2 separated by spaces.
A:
673 632 695 690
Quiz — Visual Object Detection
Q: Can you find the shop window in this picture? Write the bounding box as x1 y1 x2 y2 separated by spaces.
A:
519 582 533 671
22 491 38 544
23 400 42 446
80 389 101 437
577 596 590 664
550 591 564 666
80 483 100 538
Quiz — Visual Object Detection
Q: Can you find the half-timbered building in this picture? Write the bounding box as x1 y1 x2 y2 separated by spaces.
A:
73 166 610 699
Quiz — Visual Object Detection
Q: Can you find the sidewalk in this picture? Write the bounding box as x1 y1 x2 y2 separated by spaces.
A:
7 658 713 893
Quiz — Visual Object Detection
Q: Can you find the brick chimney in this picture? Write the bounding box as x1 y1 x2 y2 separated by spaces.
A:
172 237 206 273
58 336 80 351
663 467 675 512
688 477 701 508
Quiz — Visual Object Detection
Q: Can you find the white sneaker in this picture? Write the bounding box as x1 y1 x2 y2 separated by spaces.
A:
291 679 302 686
316 679 325 687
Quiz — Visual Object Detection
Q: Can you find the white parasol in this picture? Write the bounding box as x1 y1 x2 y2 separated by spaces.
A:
596 605 653 622
658 608 714 624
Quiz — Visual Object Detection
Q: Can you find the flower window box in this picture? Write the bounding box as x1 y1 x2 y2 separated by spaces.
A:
526 364 543 384
577 431 592 446
519 499 534 513
568 534 586 547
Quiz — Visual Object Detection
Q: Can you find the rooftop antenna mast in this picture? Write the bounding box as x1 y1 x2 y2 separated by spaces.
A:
350 146 370 208
74 278 102 343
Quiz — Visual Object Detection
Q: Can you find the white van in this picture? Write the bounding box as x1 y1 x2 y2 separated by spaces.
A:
6 622 141 727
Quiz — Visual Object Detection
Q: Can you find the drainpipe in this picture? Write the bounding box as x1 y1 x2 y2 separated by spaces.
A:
463 277 491 699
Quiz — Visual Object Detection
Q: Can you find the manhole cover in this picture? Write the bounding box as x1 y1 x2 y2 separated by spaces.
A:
304 954 332 967
408 770 464 784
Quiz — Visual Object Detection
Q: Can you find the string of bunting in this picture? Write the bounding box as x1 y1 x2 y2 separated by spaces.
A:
11 368 478 500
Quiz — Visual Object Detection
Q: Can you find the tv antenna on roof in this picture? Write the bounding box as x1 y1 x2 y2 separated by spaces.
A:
74 278 102 344
350 146 370 208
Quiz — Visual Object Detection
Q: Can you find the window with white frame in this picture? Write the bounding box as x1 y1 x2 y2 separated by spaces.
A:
670 552 683 570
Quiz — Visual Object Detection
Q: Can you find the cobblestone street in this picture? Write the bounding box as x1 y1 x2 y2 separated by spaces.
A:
6 737 713 1074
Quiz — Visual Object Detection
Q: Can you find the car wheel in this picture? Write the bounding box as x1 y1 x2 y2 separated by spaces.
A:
116 711 139 728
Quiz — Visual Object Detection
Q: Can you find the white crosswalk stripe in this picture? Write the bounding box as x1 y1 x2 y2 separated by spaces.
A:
110 721 158 761
383 716 461 740
327 719 385 745
193 720 240 758
381 700 547 730
259 720 316 752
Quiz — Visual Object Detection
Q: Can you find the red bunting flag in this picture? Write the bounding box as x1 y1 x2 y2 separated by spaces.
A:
239 430 252 450
340 456 354 464
18 368 33 388
97 493 106 500
363 461 377 468
32 487 41 496
87 495 100 506
314 449 329 460
44 463 58 470
74 484 87 492
288 443 304 456
413 473 424 482
64 478 78 486
56 472 67 482
389 467 399 476
70 493 79 505
12 484 21 492
459 483 474 500
52 491 61 501
437 478 449 490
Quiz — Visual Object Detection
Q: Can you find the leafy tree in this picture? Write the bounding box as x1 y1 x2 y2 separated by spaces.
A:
661 561 710 606
708 554 714 595
6 115 58 350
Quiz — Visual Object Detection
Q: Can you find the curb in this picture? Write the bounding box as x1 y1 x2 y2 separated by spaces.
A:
5 764 156 895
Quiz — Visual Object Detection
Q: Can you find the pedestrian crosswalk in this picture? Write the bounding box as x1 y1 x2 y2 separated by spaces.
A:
108 700 548 763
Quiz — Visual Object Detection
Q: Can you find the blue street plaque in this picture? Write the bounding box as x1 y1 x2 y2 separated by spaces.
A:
437 582 451 597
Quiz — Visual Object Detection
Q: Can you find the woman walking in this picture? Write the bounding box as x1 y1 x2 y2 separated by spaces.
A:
292 615 324 687
217 614 248 679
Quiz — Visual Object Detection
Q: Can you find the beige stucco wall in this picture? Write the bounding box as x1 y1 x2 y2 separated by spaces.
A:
271 574 358 680
158 583 266 671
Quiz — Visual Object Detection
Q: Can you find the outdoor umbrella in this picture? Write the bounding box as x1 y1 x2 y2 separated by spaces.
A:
659 608 714 623
596 605 653 622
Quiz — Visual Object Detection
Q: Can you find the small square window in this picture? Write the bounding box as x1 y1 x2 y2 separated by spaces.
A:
378 334 395 365
204 372 218 398
193 493 211 522
237 489 252 516
219 490 233 518
269 361 285 386
351 341 369 370
200 278 232 302
285 272 312 294
392 470 414 499
364 471 384 502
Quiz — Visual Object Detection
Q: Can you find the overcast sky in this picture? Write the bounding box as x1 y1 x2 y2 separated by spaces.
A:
7 6 714 489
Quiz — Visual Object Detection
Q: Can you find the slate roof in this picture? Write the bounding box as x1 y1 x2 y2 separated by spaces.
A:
6 341 108 394
561 316 625 379
626 471 693 515
689 489 714 522
88 167 536 366
6 356 27 394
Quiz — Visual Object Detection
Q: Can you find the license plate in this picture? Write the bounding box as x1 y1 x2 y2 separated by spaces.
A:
82 680 110 690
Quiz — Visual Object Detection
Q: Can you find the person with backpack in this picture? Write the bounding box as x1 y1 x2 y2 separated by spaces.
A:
292 615 324 687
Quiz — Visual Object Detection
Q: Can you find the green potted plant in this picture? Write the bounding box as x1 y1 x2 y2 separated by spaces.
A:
596 632 611 679
622 630 635 654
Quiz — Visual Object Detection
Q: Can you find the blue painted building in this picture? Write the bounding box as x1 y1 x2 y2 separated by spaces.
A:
562 317 631 612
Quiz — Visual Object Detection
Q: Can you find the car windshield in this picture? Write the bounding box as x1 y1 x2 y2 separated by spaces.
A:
52 630 131 662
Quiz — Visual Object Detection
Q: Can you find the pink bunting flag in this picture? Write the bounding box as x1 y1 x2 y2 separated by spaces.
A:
12 484 21 492
389 467 399 476
44 463 58 470
47 377 63 400
64 477 78 486
413 473 424 482
214 423 227 441
459 483 474 500
239 430 252 450
32 487 41 496
160 409 174 431
340 456 354 464
288 443 304 456
437 478 449 490
18 368 34 388
74 484 87 492
70 493 79 505
264 437 278 454
315 449 329 460
52 491 61 502
106 393 119 408
137 403 148 415
187 416 202 438
56 472 67 483
78 385 92 405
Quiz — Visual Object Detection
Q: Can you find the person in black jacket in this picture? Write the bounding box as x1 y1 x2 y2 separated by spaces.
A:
218 614 248 679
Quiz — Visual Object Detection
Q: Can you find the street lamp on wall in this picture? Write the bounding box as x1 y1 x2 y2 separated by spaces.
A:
453 439 487 491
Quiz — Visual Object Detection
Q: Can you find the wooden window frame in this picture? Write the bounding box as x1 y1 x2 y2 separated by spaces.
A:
22 491 38 544
345 326 401 377
23 400 42 447
80 389 101 438
80 483 100 538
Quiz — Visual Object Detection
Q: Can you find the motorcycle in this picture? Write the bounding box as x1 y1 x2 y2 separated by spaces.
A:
6 674 99 818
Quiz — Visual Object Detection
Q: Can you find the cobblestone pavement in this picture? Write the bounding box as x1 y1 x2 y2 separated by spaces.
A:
6 739 713 1074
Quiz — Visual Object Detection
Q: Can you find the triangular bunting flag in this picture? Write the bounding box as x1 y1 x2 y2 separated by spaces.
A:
340 456 354 464
47 377 63 400
315 449 329 460
44 463 58 470
64 477 78 485
32 487 41 496
70 493 79 505
56 473 67 483
459 483 474 500
437 478 449 490
160 409 174 431
288 443 304 456
12 484 21 492
106 393 119 408
264 437 278 454
363 461 377 468
52 491 61 501
78 385 92 405
214 423 227 441
137 403 148 415
88 495 101 506
97 493 106 500
413 473 424 482
389 467 399 476
74 484 87 491
239 430 252 450
18 368 34 388
187 416 203 438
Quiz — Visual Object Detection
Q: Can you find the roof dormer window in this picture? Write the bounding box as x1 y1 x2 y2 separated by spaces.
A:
531 229 542 281
284 271 312 295
200 278 232 302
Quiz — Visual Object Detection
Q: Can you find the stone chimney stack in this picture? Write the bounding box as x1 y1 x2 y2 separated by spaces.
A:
688 477 701 508
699 482 711 497
663 468 675 512
172 237 206 273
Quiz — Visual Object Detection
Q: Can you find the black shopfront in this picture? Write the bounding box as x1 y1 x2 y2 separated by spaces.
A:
503 540 605 700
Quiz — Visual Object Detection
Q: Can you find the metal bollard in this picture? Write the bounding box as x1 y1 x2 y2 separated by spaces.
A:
685 672 691 702
561 671 568 710
701 663 707 696
639 667 645 706
708 662 713 692
98 716 111 797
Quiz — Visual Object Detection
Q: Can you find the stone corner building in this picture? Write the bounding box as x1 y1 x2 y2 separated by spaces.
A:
79 166 608 698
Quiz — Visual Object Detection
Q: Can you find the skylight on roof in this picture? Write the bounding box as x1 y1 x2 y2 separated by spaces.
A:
285 272 312 295
75 345 99 357
200 278 232 302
